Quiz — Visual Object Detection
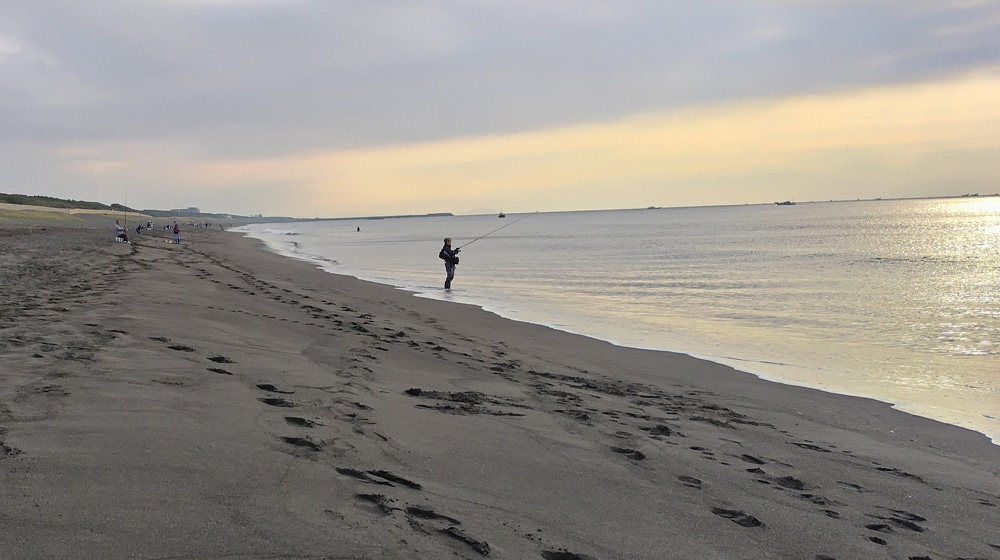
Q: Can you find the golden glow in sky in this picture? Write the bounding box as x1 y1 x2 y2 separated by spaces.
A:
177 71 1000 216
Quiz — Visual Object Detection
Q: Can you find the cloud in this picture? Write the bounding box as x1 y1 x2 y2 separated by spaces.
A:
4 1 998 147
2 1 999 214
0 36 23 59
114 70 995 215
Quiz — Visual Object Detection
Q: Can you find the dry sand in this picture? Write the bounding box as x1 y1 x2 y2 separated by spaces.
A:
2 216 999 560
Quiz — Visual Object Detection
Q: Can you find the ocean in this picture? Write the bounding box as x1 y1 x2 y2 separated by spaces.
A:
235 197 1000 444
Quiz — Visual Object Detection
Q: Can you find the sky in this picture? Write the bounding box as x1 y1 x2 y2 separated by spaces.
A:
2 1 999 217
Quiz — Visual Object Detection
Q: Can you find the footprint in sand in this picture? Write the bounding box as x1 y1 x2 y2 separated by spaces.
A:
611 447 646 461
256 383 293 394
739 454 766 465
355 493 395 515
370 470 422 490
800 494 839 507
542 551 598 560
677 475 702 489
406 505 461 525
790 442 832 453
875 466 924 482
711 507 763 527
836 481 868 493
280 436 321 451
403 506 490 557
773 476 808 490
284 416 318 428
868 507 927 532
335 467 422 489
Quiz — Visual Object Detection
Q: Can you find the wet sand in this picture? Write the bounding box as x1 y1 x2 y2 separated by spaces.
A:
2 216 999 559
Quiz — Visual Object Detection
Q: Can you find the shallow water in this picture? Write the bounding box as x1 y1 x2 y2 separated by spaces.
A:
238 198 1000 444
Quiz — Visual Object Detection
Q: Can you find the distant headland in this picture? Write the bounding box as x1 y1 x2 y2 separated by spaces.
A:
0 193 452 223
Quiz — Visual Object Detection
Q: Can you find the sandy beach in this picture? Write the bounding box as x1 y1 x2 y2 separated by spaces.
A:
2 216 999 560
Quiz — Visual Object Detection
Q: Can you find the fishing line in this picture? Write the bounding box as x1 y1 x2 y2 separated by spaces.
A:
456 212 534 250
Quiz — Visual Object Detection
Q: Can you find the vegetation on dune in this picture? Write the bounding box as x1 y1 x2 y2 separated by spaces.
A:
0 193 124 210
0 193 155 215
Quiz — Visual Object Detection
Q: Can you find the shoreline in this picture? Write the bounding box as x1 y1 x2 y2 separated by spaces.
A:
246 227 1000 448
2 220 999 559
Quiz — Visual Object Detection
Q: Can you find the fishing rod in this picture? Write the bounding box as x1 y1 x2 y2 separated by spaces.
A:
456 212 534 250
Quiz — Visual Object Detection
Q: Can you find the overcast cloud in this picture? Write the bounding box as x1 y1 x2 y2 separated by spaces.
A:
2 0 999 215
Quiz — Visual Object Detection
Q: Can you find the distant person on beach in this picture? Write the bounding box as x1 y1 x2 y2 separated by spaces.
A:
114 219 129 243
439 237 460 290
172 222 180 244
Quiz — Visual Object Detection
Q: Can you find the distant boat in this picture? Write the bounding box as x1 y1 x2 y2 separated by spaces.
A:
775 200 796 206
498 211 506 218
647 205 659 210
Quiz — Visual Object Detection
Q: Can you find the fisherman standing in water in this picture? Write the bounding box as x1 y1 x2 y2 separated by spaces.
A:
439 237 460 290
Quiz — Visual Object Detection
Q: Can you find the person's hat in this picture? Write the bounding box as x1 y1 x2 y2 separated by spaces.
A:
444 237 451 242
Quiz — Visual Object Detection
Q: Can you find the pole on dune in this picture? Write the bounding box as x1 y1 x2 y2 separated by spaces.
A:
456 212 534 250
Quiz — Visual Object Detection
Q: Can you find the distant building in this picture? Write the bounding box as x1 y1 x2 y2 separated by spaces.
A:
170 207 201 215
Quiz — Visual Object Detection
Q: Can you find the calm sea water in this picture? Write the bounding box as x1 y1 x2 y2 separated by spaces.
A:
237 198 1000 444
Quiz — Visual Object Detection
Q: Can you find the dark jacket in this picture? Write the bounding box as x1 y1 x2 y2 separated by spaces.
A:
439 245 459 265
